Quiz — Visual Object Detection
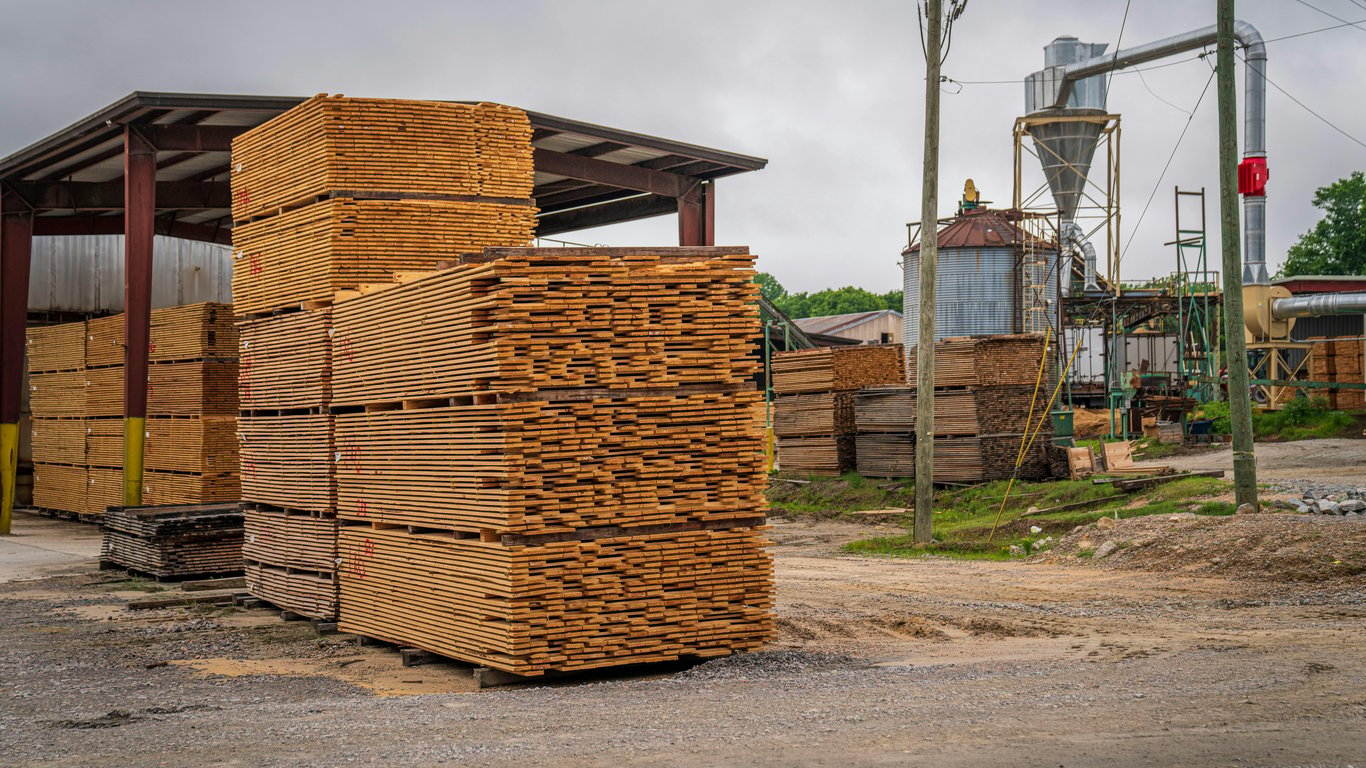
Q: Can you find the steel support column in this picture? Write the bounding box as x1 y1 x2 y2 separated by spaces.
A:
0 206 33 534
677 181 714 246
123 127 156 507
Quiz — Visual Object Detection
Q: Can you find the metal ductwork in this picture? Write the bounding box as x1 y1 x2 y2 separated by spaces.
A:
1026 22 1269 285
1271 292 1366 320
1061 221 1100 292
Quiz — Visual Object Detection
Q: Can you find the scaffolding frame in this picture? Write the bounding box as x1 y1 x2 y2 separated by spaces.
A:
1169 188 1222 403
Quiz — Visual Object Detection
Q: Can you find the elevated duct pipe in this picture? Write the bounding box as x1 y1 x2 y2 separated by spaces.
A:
1061 221 1100 292
1044 21 1268 285
1270 292 1366 319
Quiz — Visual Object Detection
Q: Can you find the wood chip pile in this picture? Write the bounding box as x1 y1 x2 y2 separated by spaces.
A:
333 246 773 676
1308 337 1365 411
25 304 239 518
100 502 243 578
771 345 904 476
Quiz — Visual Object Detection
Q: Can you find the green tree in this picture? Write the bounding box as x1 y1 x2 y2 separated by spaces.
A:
1277 171 1366 277
754 272 787 304
755 272 904 318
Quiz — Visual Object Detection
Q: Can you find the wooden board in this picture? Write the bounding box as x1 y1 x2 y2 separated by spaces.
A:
89 467 239 517
238 309 331 409
83 361 239 417
854 432 915 479
243 506 338 573
338 524 774 677
32 463 86 515
932 434 1052 483
101 503 243 578
771 345 905 395
334 392 764 535
25 322 85 373
230 197 536 316
87 416 237 474
906 335 1052 389
239 413 335 514
30 419 86 466
29 371 87 418
330 248 759 404
854 387 914 433
775 435 854 476
772 392 854 438
86 304 237 368
904 386 1040 437
230 96 534 220
245 562 339 620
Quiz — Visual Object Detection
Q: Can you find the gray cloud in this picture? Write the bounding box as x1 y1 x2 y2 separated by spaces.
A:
2 0 1361 292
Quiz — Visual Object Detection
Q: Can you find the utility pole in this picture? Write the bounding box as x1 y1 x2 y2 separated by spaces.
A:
914 0 943 544
1216 0 1259 508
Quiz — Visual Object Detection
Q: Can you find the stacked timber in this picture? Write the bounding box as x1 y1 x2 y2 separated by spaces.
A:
772 345 905 476
229 96 537 317
903 335 1055 483
25 306 239 519
853 387 915 478
1309 338 1365 411
100 503 243 578
332 246 773 676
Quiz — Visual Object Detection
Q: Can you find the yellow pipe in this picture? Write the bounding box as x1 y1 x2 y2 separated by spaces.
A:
1 422 17 535
123 417 145 507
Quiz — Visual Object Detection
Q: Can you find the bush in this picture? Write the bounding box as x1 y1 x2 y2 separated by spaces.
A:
1197 395 1354 440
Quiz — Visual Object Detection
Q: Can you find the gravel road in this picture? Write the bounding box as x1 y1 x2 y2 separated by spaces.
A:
1137 437 1366 495
1 518 1363 767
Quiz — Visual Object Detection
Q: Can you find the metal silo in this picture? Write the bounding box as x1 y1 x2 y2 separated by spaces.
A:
902 208 1058 343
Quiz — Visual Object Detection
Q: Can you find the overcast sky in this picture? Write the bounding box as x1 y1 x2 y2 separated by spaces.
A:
2 0 1363 294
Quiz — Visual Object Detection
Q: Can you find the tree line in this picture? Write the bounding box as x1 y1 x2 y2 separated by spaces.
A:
755 273 902 320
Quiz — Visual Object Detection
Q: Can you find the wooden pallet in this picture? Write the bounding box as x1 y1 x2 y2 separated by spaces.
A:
329 247 759 404
334 392 765 535
238 309 332 409
239 413 335 514
230 96 534 221
338 524 773 677
771 345 905 395
25 322 86 373
230 197 537 316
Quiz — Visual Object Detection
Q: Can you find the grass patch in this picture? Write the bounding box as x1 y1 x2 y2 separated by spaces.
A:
102 578 167 593
1196 396 1356 441
768 472 914 520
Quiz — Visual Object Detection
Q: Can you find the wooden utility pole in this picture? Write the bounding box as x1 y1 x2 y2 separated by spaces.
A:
1216 0 1259 508
914 0 943 544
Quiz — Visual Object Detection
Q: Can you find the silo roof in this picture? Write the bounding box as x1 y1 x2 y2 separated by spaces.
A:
904 208 1047 253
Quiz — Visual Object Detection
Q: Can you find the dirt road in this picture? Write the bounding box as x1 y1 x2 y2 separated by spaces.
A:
2 513 1363 767
1138 438 1366 490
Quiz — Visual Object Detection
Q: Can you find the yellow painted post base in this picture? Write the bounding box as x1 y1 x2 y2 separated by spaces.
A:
123 417 146 507
1 422 17 535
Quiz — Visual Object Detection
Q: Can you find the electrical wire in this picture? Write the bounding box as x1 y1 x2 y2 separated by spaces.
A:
1262 17 1366 42
1105 0 1133 96
1292 0 1366 32
1119 65 1217 263
1236 50 1366 150
943 53 1205 87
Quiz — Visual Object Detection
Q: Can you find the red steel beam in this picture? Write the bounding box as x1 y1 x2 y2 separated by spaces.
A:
3 181 231 212
32 215 230 245
677 181 714 246
0 206 33 534
533 148 692 199
139 124 238 152
123 127 156 506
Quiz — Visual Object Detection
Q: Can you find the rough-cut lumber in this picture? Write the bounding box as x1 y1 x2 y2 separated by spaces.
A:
230 96 534 220
87 416 237 474
906 334 1052 389
932 434 1051 483
87 467 238 517
30 419 86 466
772 345 905 395
854 387 914 433
774 435 854 477
32 463 86 514
101 502 244 578
905 386 1039 436
243 506 338 573
245 563 338 620
83 362 238 417
239 414 335 514
338 525 774 677
28 371 86 418
335 392 764 534
330 248 759 403
86 304 237 368
238 310 332 409
855 433 915 479
25 323 85 373
773 392 854 438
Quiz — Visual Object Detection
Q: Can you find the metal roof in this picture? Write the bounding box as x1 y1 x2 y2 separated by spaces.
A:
0 91 767 242
903 208 1047 253
793 309 902 336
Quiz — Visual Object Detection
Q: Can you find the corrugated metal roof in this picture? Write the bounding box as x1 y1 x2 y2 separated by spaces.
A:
793 309 902 336
904 208 1047 253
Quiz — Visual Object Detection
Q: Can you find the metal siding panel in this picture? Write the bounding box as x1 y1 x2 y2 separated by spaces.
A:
25 235 231 312
905 246 1018 342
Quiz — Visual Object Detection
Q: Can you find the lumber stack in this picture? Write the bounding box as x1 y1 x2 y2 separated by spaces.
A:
229 96 537 317
242 506 340 618
1309 338 1365 411
900 334 1055 483
25 305 240 518
853 387 915 478
100 503 243 578
772 345 905 476
331 246 773 676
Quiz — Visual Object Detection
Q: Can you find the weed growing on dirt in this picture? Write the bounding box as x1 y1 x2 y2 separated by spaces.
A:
1197 396 1355 441
103 578 167 593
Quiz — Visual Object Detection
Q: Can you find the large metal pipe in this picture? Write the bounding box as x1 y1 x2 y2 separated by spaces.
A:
1271 292 1366 319
1051 21 1268 285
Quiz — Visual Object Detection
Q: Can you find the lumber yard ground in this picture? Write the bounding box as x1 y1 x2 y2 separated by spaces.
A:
2 440 1364 767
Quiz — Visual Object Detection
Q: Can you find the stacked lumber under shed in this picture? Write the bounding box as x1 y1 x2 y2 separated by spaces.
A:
1309 338 1365 411
231 96 537 620
333 246 773 677
903 335 1055 483
100 502 243 578
25 304 239 518
772 346 904 475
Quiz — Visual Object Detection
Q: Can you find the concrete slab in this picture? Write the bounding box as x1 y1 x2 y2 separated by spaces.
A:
0 511 102 583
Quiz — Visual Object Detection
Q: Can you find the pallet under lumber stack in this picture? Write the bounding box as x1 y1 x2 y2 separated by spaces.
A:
771 345 905 476
901 335 1056 483
1309 338 1365 411
230 95 537 621
25 304 240 519
332 246 774 677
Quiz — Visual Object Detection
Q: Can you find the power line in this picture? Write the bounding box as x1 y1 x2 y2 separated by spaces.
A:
1263 17 1366 42
944 53 1205 87
1105 0 1134 96
1236 50 1366 150
1292 0 1366 32
1120 66 1217 262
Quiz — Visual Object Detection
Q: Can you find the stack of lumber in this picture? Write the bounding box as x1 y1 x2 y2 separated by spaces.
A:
772 345 905 476
243 506 340 618
1309 338 1365 411
853 387 915 478
331 246 773 676
25 306 239 518
100 502 243 578
229 96 537 317
899 334 1055 483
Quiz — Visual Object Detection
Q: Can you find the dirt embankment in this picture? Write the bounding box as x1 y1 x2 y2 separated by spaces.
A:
1034 512 1366 581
